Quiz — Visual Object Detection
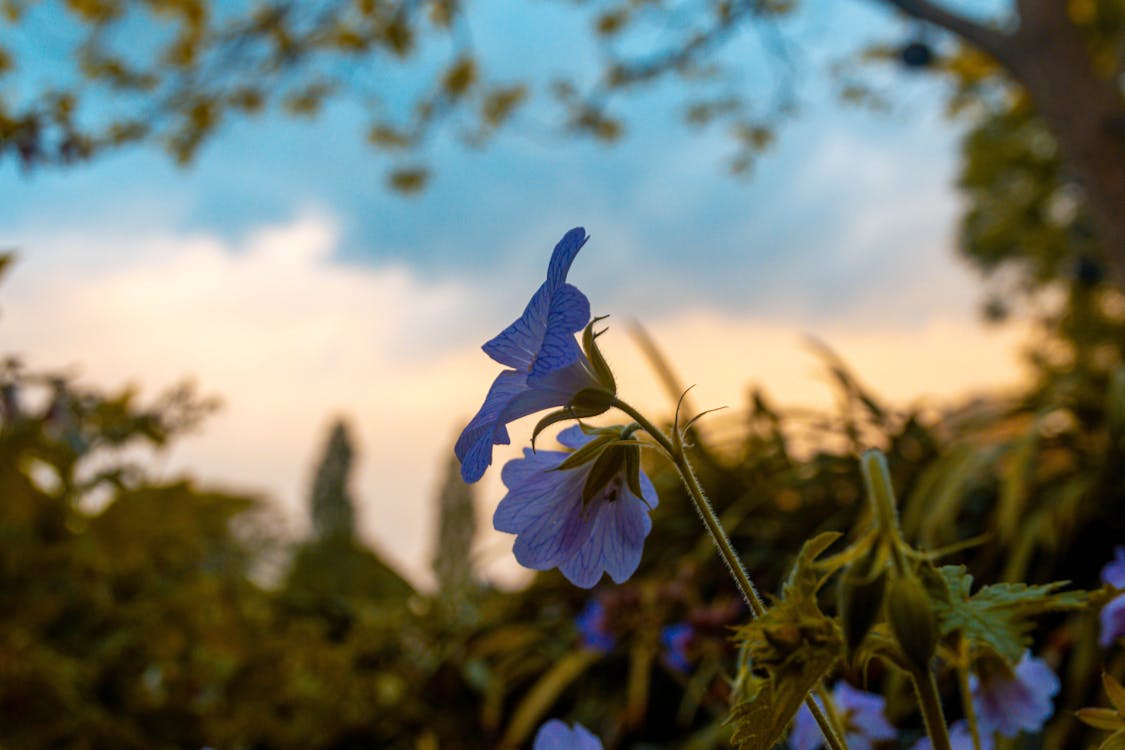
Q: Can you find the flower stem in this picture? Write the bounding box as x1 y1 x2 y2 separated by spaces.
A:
610 397 849 750
956 638 984 750
912 667 953 750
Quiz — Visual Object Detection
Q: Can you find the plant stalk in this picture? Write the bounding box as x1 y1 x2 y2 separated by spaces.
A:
912 667 953 750
611 397 849 750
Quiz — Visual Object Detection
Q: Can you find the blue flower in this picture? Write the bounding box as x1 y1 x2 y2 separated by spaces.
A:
456 228 605 483
576 598 616 652
493 425 658 588
1103 546 1125 589
1101 546 1125 647
790 681 896 750
910 720 994 750
533 719 603 750
970 651 1059 738
1100 594 1125 648
661 622 694 673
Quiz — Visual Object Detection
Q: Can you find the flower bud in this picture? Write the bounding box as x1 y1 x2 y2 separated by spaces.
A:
884 573 938 671
837 547 887 658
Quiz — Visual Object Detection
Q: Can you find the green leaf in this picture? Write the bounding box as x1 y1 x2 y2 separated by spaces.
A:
728 533 844 750
930 565 1088 663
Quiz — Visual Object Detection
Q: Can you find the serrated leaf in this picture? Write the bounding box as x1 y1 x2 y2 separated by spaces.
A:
728 533 843 750
930 565 1088 662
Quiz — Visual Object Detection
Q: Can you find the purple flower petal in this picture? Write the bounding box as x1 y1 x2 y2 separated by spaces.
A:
911 720 994 750
790 682 894 750
661 623 694 673
576 599 615 652
1100 594 1125 647
533 719 602 750
545 228 589 290
971 651 1059 738
492 430 658 587
1102 546 1125 589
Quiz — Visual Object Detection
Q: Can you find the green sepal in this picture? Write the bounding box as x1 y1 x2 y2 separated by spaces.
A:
569 387 615 414
623 443 644 501
582 445 627 505
553 431 617 472
582 316 617 392
530 406 602 450
837 542 888 658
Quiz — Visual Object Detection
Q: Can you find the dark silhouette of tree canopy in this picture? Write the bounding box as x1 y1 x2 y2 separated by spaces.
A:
1 1 1122 282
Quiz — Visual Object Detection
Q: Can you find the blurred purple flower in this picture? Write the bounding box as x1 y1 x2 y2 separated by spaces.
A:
910 720 993 750
970 651 1059 738
661 622 694 673
456 228 602 483
493 425 658 588
790 681 896 750
1103 546 1125 588
576 598 615 652
1100 592 1125 648
1101 546 1125 647
533 719 603 750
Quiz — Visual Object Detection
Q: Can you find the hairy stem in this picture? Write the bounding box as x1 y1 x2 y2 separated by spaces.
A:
610 397 849 750
912 667 953 750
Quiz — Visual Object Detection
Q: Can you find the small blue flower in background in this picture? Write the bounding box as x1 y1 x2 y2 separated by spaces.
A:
970 651 1059 738
456 228 605 483
790 681 896 750
661 622 694 673
493 425 658 588
1101 546 1125 647
910 720 994 750
576 598 616 652
533 719 603 750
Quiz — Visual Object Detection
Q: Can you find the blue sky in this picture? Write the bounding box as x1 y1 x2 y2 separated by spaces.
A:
0 0 1025 585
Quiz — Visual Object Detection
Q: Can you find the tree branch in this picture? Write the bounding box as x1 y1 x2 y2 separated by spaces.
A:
875 0 1019 72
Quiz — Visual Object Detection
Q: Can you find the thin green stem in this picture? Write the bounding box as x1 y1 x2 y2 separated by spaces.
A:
956 639 984 750
610 397 849 750
912 668 953 750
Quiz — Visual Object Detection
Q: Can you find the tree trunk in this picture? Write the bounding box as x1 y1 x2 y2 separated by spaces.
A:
1010 0 1125 284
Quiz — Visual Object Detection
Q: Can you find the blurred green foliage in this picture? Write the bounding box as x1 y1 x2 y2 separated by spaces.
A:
2 236 1122 749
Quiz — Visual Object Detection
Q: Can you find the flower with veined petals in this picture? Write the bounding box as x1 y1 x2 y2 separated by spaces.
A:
493 425 658 588
790 681 896 750
1101 546 1125 647
910 720 994 750
576 598 615 652
970 651 1059 738
661 622 694 673
533 720 603 750
456 227 607 483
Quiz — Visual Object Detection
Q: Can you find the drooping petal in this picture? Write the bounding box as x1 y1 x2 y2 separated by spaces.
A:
1099 594 1125 647
559 484 651 588
545 227 589 291
494 450 570 534
503 467 593 570
455 370 529 482
533 719 603 750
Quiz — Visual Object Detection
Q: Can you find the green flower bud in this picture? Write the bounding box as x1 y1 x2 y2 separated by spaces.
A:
837 546 888 658
884 573 938 671
582 316 617 392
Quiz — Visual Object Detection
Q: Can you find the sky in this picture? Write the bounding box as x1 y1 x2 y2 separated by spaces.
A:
0 0 1028 587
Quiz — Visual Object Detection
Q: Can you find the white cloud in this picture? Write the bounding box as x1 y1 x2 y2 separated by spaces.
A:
1 215 1029 588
